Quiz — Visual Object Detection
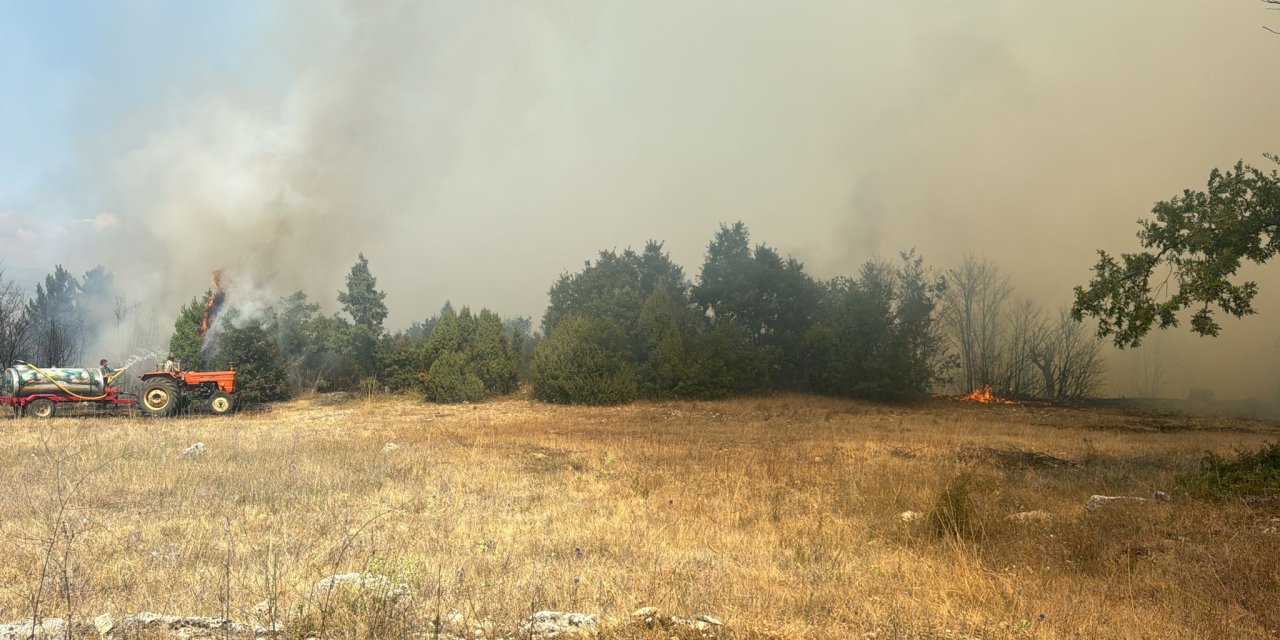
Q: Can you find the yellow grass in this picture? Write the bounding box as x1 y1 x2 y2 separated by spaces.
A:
1 394 1278 639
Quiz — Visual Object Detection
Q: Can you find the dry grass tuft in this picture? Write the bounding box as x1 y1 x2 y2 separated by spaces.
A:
0 394 1277 638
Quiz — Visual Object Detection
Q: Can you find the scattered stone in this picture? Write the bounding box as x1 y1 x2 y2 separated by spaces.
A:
0 617 76 640
1085 492 1169 511
899 510 924 523
524 611 599 638
382 442 400 452
631 606 659 623
312 572 413 602
181 442 207 457
669 615 721 635
625 608 724 638
1006 510 1052 523
92 612 263 639
95 612 115 637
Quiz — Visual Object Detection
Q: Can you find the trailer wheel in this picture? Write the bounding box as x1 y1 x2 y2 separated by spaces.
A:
141 379 179 417
28 398 55 419
209 391 234 415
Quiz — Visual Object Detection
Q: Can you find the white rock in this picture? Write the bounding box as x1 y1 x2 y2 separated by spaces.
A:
181 442 207 457
0 618 70 640
1006 510 1052 523
632 606 659 620
95 612 115 637
524 611 599 638
383 442 400 452
312 572 413 601
1086 495 1149 511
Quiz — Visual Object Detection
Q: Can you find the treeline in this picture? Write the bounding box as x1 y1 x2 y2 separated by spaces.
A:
0 264 159 372
0 222 1106 406
531 224 947 403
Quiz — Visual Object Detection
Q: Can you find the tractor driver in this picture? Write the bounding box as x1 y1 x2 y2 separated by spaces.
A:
163 353 182 374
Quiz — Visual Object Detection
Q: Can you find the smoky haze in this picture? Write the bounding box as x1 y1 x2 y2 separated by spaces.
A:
11 1 1280 399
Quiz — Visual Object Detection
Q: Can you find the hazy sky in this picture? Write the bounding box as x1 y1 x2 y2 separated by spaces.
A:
2 1 1279 398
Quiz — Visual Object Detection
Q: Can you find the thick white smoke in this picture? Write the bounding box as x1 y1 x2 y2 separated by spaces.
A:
24 0 1280 399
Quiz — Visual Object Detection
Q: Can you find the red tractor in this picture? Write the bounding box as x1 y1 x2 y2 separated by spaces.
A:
138 369 238 416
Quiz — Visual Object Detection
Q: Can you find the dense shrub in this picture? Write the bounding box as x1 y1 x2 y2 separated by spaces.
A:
211 322 289 405
423 351 487 403
376 334 428 393
420 307 517 403
531 315 637 405
1176 443 1280 499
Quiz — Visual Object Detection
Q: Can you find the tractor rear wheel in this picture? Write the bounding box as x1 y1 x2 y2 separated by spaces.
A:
141 378 180 417
209 391 234 415
28 398 55 419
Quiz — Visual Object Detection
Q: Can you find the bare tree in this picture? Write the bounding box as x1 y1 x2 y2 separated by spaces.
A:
1001 298 1042 397
0 264 30 367
1025 308 1106 401
941 255 1012 392
1120 331 1177 398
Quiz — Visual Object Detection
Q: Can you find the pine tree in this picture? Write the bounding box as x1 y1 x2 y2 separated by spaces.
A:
168 293 210 370
338 253 388 330
337 253 387 377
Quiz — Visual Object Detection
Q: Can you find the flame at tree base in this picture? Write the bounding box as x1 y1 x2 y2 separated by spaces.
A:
957 385 1017 405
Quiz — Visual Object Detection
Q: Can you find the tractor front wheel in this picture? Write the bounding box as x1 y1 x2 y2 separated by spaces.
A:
209 391 234 415
141 379 180 417
28 398 55 419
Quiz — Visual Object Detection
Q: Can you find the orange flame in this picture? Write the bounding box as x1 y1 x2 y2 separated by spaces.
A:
197 270 225 340
958 385 1016 405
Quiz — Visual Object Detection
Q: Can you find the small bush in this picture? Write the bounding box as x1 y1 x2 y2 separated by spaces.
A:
1176 442 1280 499
927 474 980 539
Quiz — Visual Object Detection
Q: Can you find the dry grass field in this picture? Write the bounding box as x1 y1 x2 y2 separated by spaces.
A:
1 394 1278 639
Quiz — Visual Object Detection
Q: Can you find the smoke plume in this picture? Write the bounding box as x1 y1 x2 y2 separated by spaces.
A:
15 0 1280 399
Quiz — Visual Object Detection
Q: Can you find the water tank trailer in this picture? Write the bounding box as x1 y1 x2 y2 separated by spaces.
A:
1 362 136 418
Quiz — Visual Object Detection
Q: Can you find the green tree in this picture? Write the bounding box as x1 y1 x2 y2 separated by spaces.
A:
276 291 319 360
168 292 210 371
376 333 428 393
504 315 538 382
471 309 517 394
210 320 289 405
693 222 820 388
24 265 85 366
542 241 689 347
424 351 486 403
531 315 637 405
338 253 387 378
338 253 388 330
417 305 518 403
805 253 950 400
1073 158 1280 347
634 288 765 400
303 314 358 391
